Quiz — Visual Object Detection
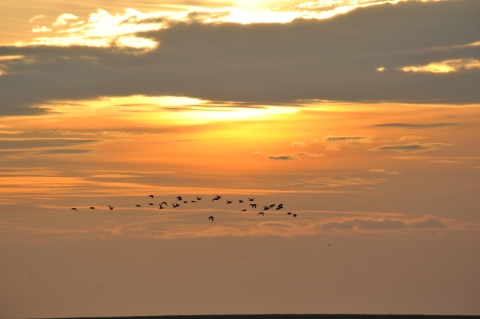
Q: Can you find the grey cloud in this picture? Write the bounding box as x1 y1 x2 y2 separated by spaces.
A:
324 136 370 143
321 216 448 231
371 142 452 153
0 138 98 150
372 123 458 129
1 0 479 115
267 155 298 161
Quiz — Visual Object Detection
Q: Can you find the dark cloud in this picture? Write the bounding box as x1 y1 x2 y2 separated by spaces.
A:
324 136 370 143
371 142 452 153
371 123 458 129
267 155 298 161
1 0 479 115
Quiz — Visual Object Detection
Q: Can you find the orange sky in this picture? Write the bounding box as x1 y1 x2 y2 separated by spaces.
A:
0 0 479 318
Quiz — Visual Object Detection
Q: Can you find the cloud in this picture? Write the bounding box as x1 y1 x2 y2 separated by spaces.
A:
401 58 480 73
369 168 403 175
32 26 52 33
29 15 47 23
291 138 320 147
53 13 79 27
371 142 452 153
267 152 324 161
1 0 480 115
397 135 427 141
320 215 448 231
372 123 457 129
324 135 371 143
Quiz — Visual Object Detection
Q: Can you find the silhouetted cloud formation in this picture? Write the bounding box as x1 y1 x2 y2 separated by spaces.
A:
0 0 479 115
371 142 452 153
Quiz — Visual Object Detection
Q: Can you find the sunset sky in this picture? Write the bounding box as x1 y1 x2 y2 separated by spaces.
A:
1 0 479 318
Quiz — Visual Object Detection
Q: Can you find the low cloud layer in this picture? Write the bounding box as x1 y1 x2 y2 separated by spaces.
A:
371 142 452 153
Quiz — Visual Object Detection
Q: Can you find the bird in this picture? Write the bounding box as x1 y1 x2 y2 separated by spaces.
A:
269 204 275 208
263 206 270 210
71 208 78 211
276 206 283 210
177 196 182 201
212 195 221 202
248 198 255 201
149 203 154 206
183 201 188 203
226 200 232 204
172 203 180 208
241 209 246 212
258 212 264 216
328 244 330 247
287 212 292 215
238 200 244 203
89 207 95 210
196 196 202 200
108 205 114 210
293 214 297 217
135 204 141 207
250 204 257 209
149 195 154 198
208 216 214 222
191 200 196 203
159 204 164 209
161 202 168 206
277 204 284 208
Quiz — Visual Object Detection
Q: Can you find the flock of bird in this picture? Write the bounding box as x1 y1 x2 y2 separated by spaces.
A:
71 195 298 221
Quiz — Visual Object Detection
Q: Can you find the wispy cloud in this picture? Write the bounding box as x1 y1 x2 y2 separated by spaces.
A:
291 139 320 147
267 152 324 161
372 123 457 129
29 15 47 23
320 215 448 231
401 59 480 73
369 169 402 175
371 142 452 153
53 14 79 27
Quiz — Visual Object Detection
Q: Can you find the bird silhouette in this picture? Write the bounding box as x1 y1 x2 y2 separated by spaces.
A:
89 207 95 210
238 200 244 203
269 204 275 208
208 216 214 222
212 195 221 202
250 204 257 209
248 198 255 201
71 208 78 211
149 203 154 206
183 201 188 203
159 204 164 209
149 195 154 198
241 209 246 212
191 200 196 203
258 212 264 216
263 206 270 210
177 196 182 201
161 202 168 206
287 212 292 215
172 203 180 208
135 204 141 207
226 200 232 204
276 206 283 210
196 196 202 200
108 205 114 210
293 214 297 217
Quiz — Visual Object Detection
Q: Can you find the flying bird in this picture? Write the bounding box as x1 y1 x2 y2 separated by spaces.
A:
269 204 275 208
208 216 214 222
226 200 232 204
135 204 141 207
172 203 180 208
177 196 182 201
89 207 95 210
287 212 292 215
250 204 257 209
71 208 78 211
212 195 221 202
238 200 244 203
196 196 202 200
263 206 270 210
183 201 188 203
191 200 196 203
159 204 164 209
108 205 114 210
241 209 246 212
161 202 168 206
248 198 255 201
149 195 154 198
258 212 264 216
149 203 154 206
293 214 297 217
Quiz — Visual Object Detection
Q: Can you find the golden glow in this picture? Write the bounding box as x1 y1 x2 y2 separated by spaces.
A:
9 0 438 50
401 59 480 73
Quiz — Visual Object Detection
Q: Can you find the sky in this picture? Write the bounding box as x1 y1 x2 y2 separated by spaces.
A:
0 0 479 318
